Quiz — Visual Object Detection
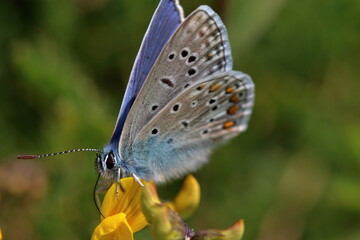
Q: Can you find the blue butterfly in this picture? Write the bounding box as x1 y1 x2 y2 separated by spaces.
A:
96 0 254 185
19 0 254 188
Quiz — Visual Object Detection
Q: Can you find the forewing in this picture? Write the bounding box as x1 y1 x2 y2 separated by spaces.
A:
120 6 233 149
110 0 184 144
122 71 254 182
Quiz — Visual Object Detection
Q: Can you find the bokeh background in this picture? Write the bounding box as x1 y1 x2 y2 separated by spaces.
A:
1 0 359 239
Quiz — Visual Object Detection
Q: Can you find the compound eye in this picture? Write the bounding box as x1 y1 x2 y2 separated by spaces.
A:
106 152 115 170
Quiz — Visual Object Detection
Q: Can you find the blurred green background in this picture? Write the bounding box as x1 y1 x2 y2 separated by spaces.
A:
0 0 359 239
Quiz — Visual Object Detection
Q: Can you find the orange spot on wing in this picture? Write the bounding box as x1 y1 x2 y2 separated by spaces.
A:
196 84 206 91
225 87 235 94
209 83 221 92
230 95 240 103
227 105 239 115
223 121 235 129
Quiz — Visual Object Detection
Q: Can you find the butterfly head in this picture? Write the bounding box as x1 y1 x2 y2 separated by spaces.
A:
95 146 124 180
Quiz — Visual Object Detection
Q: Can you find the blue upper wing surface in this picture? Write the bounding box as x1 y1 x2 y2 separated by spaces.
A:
110 0 184 144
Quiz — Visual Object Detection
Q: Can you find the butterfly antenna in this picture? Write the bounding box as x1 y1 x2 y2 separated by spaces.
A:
17 148 103 159
94 173 105 218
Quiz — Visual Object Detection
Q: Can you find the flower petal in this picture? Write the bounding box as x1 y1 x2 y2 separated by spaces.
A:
101 177 148 232
91 213 133 240
142 181 187 240
151 204 187 240
141 182 162 223
0 227 2 240
193 219 245 240
167 175 200 219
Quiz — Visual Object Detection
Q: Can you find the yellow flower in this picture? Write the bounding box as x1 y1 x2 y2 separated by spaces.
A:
92 175 243 240
91 177 148 240
191 220 245 240
0 227 2 240
166 175 200 219
141 175 200 221
141 177 245 240
141 175 201 240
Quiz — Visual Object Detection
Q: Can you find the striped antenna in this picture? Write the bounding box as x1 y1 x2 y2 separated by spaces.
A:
17 148 102 159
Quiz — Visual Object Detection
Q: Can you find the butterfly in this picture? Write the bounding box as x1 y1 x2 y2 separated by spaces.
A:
18 0 254 188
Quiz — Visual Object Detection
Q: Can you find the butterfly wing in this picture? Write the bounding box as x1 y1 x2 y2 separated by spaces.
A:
110 0 184 144
119 6 254 182
120 6 233 147
122 71 254 182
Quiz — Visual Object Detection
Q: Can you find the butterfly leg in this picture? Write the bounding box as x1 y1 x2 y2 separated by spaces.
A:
132 173 144 187
115 168 126 198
